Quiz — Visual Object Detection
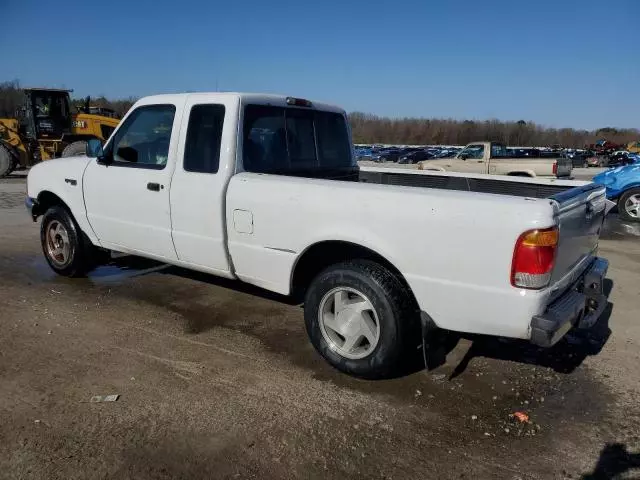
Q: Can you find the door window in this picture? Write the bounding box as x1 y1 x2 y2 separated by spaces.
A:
109 105 176 169
183 104 225 173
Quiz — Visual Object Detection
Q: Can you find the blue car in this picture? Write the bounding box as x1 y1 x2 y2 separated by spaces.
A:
592 156 640 222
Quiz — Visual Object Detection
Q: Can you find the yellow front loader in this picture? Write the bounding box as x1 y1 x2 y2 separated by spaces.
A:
0 88 120 177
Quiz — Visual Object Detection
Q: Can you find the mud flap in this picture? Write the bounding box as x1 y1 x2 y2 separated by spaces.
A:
420 312 447 370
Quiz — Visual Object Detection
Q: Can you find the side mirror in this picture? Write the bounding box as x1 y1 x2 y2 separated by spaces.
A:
459 153 469 160
86 138 104 158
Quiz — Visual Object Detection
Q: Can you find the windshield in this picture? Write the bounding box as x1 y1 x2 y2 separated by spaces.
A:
243 105 353 174
458 144 485 159
33 92 68 119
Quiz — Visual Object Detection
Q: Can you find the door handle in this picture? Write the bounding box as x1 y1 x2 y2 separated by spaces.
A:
147 182 162 192
476 160 484 163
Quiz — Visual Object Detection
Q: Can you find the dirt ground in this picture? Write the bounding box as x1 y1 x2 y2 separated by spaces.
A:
1 173 639 480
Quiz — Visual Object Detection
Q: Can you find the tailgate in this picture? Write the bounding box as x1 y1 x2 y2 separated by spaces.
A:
550 183 607 285
555 157 573 177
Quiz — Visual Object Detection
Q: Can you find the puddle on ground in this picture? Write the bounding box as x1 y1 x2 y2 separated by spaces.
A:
3 253 169 286
601 214 640 240
2 241 621 444
102 264 615 441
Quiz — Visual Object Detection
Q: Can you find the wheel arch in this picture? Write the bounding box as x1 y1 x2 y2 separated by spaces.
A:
33 190 71 218
290 240 419 308
507 171 534 177
32 189 101 246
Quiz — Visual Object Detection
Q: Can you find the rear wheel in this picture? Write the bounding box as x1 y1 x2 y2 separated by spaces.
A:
304 260 421 379
41 206 101 276
618 188 640 223
61 141 88 158
0 144 15 178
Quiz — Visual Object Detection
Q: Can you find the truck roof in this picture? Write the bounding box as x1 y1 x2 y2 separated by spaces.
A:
136 92 345 114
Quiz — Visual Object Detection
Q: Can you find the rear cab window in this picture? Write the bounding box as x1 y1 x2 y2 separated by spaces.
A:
242 104 354 177
490 143 508 158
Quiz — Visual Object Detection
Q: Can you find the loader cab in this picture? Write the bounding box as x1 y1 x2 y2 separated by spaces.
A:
20 88 72 140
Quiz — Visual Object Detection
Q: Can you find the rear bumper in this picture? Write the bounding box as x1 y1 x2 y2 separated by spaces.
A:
530 257 609 347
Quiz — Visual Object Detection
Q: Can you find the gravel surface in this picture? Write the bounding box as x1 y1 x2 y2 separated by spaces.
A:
1 174 639 479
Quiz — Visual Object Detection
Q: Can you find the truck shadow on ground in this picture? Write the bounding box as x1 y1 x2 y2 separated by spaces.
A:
581 443 640 480
93 256 298 306
445 279 613 379
95 255 614 382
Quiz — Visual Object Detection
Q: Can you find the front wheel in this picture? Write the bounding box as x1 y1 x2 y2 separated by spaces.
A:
618 188 640 223
304 260 420 379
0 144 15 178
41 206 100 276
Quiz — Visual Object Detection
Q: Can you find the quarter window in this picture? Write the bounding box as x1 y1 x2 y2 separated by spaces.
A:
183 104 225 173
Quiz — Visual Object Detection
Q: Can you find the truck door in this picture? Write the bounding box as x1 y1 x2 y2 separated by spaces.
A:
450 144 487 173
168 95 237 275
83 102 182 260
488 143 508 174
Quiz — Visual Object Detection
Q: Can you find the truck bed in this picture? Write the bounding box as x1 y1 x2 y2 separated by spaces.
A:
359 166 608 301
358 166 585 199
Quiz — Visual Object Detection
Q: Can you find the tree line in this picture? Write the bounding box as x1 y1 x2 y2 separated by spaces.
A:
349 112 639 148
2 80 637 148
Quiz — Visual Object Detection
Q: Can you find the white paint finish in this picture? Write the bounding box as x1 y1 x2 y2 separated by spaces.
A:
27 92 606 343
169 94 240 272
361 165 591 187
233 209 253 234
225 172 558 337
82 96 187 260
26 156 99 245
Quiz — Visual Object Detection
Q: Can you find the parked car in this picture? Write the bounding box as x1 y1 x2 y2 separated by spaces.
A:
26 92 610 379
587 156 607 168
569 151 590 168
434 148 460 158
372 148 403 162
593 163 640 222
418 142 572 177
397 150 434 164
607 152 635 167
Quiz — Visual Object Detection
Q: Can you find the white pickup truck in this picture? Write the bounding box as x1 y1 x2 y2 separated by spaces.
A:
26 93 610 379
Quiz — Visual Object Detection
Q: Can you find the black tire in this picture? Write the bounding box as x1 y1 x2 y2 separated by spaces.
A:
40 206 100 276
0 144 15 178
304 260 420 379
61 140 88 158
618 188 640 223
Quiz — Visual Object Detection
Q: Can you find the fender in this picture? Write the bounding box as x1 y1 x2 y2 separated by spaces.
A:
26 157 101 246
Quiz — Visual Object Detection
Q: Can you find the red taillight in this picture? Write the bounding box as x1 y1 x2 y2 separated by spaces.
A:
552 161 558 175
511 227 559 289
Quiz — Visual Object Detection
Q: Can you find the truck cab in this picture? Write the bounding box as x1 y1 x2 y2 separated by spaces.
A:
421 141 573 177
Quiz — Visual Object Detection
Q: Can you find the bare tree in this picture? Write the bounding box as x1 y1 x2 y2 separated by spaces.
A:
349 113 639 148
